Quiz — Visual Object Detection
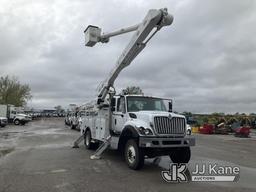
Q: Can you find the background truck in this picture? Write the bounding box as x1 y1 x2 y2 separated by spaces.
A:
0 116 8 127
76 8 195 170
0 104 31 125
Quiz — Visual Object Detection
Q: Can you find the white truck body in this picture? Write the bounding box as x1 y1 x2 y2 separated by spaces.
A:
0 104 31 125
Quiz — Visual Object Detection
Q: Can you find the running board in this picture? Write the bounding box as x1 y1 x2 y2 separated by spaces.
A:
72 135 84 148
90 136 111 160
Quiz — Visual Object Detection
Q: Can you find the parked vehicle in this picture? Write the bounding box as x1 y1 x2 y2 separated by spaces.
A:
69 110 85 130
76 110 85 131
0 104 31 125
0 116 8 127
231 122 251 137
65 111 79 129
65 112 72 126
199 124 214 134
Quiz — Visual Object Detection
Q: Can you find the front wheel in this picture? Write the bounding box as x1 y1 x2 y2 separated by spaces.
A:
14 119 20 125
169 147 191 163
124 139 144 170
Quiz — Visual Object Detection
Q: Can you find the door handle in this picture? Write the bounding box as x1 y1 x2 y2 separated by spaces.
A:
115 119 117 125
121 114 124 118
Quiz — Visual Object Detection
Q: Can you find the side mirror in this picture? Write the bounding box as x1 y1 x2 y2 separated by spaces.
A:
168 101 173 112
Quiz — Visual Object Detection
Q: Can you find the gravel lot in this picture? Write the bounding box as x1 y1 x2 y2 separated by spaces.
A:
0 118 256 192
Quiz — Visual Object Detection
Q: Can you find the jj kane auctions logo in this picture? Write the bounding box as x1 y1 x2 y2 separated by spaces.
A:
162 163 240 182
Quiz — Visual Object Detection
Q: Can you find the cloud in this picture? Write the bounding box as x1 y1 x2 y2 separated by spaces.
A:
0 0 255 113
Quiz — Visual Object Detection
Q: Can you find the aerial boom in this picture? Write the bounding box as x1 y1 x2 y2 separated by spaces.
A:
84 8 173 104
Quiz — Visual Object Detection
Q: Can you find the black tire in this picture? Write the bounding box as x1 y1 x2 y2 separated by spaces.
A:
77 124 81 131
124 139 144 170
14 119 20 125
169 147 191 164
84 130 93 149
71 122 75 129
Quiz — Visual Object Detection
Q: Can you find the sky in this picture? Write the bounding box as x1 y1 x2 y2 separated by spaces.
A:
0 0 256 113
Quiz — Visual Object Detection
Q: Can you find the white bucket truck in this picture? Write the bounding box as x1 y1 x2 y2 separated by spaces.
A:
75 8 195 170
0 104 31 125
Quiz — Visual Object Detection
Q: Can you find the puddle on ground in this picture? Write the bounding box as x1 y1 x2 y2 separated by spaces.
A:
0 147 15 158
0 132 19 140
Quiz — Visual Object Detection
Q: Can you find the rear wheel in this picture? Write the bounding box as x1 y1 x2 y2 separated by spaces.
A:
169 147 191 163
71 122 76 129
84 130 93 149
124 139 144 170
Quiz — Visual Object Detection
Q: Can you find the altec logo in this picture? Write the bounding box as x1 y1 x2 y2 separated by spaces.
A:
162 163 240 182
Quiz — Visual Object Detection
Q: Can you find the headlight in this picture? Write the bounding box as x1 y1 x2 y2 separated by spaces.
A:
138 127 153 135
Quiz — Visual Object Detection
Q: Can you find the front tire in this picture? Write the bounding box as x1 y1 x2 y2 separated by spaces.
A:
124 139 144 170
169 147 191 163
14 119 20 125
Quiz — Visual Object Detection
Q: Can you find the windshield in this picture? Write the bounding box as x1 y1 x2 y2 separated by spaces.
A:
127 96 167 112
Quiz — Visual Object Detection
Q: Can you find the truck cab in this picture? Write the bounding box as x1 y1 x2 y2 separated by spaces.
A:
111 95 175 132
10 110 32 125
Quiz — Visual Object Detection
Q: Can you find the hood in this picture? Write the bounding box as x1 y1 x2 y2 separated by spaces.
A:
131 111 185 124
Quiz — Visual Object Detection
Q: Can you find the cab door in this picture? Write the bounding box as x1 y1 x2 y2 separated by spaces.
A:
112 96 127 133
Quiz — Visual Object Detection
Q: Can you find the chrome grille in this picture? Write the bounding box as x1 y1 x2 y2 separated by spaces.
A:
154 116 186 135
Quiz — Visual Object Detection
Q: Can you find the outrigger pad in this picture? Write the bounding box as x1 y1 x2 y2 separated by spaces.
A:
72 145 79 148
90 136 111 160
90 155 101 160
72 135 84 148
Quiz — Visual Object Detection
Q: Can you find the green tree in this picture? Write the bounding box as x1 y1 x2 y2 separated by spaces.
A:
121 86 143 95
54 105 65 113
0 76 32 106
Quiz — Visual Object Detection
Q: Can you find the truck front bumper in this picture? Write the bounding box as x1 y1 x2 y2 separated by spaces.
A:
139 136 195 148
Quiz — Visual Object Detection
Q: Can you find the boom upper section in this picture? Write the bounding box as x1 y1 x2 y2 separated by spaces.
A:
84 8 174 104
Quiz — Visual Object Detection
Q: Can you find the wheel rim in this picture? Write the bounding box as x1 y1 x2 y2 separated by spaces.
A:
127 145 136 164
85 132 90 146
